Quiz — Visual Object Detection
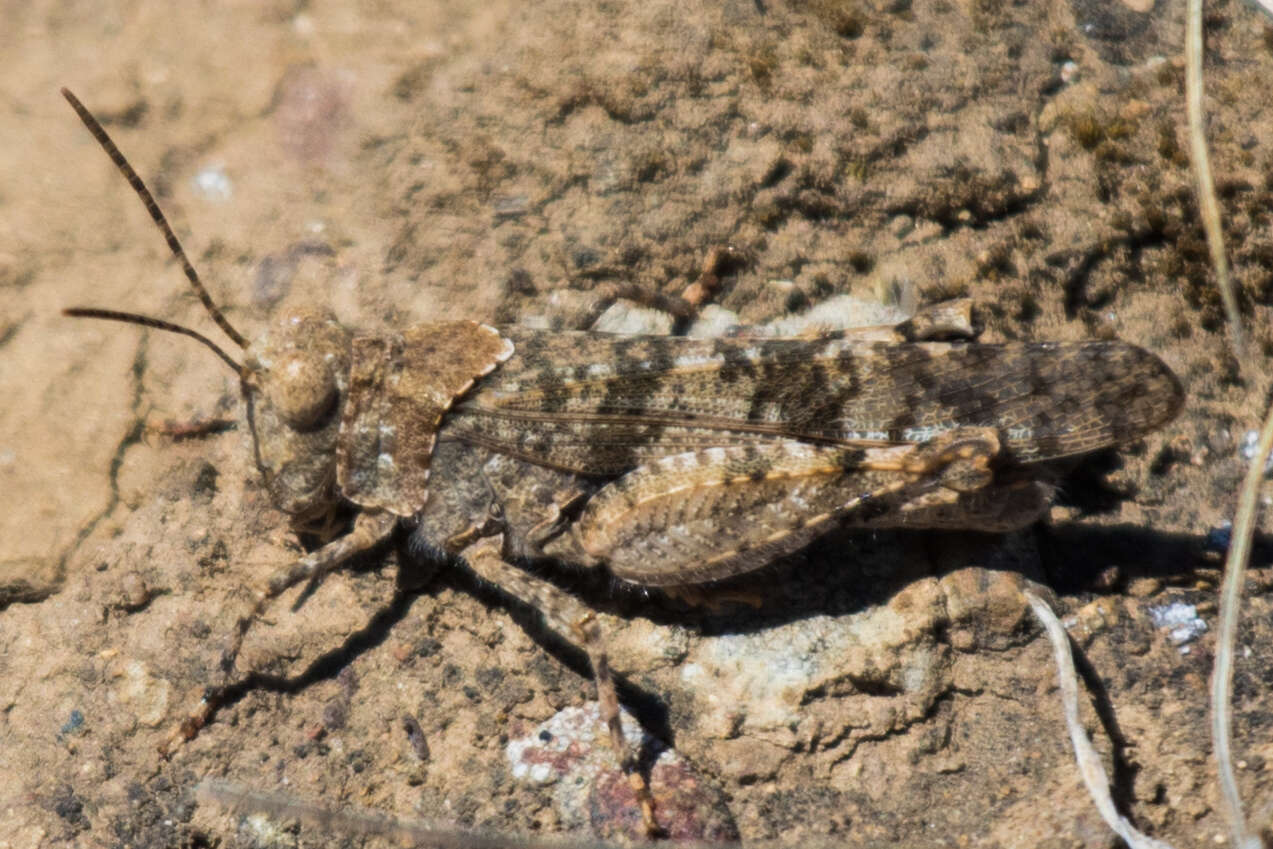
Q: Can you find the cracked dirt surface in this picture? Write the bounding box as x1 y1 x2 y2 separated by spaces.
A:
4 0 1273 846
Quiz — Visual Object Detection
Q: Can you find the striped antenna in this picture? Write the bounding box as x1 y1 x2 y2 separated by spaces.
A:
63 307 243 375
60 87 250 352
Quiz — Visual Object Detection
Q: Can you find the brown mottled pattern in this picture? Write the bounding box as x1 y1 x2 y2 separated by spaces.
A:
570 433 1052 585
337 321 513 515
442 328 1184 475
242 310 353 519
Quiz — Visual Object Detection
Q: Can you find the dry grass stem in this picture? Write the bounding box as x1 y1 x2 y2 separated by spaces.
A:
1024 592 1177 849
1186 0 1244 357
1208 406 1273 849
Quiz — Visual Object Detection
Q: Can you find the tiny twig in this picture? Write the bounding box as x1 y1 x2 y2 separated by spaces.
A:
1185 0 1244 359
197 779 600 849
1024 592 1176 849
197 779 738 849
1186 4 1262 839
1209 405 1273 849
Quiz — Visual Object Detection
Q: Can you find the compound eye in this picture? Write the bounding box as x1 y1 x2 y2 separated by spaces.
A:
266 350 337 430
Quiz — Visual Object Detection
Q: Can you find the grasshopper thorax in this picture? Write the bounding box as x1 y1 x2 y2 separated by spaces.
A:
242 309 353 520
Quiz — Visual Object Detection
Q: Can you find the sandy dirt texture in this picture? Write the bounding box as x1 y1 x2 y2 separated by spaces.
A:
4 0 1273 847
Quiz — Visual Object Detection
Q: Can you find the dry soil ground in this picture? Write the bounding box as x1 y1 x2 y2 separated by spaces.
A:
4 0 1273 847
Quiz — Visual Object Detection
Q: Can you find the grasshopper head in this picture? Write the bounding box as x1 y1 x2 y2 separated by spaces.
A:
60 88 356 525
241 309 353 519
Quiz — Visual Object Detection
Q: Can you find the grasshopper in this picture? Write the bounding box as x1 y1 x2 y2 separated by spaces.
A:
60 88 1184 836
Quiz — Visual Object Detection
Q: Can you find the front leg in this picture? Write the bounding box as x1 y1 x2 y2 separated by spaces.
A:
159 509 399 755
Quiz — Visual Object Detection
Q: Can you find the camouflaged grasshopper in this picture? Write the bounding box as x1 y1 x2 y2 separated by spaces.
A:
61 89 1184 836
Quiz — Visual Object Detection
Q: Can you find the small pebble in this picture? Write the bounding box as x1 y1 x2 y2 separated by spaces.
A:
58 709 86 739
1204 521 1232 554
402 715 430 761
1147 601 1207 648
192 164 233 202
1239 430 1273 475
119 572 151 611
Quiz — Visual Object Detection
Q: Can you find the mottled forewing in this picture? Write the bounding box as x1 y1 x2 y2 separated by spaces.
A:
444 329 1183 472
337 321 514 515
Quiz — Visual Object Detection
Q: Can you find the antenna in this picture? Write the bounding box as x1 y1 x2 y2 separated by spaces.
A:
63 307 243 375
60 87 250 352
